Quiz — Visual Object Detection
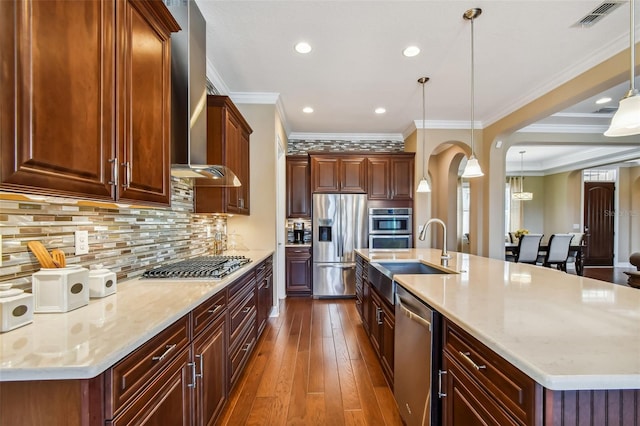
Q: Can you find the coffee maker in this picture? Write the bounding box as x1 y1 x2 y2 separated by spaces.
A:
293 222 305 244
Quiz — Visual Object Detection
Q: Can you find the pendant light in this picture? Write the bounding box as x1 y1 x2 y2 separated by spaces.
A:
416 77 431 193
605 0 640 137
512 151 533 201
461 8 484 178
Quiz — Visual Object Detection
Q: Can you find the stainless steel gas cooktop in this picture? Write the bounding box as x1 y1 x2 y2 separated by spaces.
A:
142 256 251 279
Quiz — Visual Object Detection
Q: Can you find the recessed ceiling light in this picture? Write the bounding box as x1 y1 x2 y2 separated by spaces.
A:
295 42 312 54
375 107 386 114
302 107 314 113
596 96 612 104
402 46 420 57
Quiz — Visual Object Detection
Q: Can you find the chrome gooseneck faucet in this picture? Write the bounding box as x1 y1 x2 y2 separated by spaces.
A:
418 218 452 267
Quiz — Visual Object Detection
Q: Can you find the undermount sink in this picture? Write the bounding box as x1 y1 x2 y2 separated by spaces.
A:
368 261 451 305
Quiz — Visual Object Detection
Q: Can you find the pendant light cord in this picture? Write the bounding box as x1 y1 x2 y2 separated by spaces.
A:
470 16 475 155
630 0 636 94
422 79 427 179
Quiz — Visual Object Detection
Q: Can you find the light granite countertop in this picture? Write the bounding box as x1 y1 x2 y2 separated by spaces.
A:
0 250 273 382
357 248 640 391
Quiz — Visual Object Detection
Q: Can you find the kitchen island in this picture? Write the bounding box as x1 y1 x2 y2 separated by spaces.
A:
0 250 273 425
357 248 640 425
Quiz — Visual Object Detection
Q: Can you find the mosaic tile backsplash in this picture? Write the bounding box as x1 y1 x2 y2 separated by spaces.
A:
0 178 227 290
288 139 404 155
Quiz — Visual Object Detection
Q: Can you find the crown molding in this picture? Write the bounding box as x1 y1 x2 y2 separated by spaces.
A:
206 59 230 95
288 132 404 142
482 33 629 127
517 123 609 134
229 92 281 104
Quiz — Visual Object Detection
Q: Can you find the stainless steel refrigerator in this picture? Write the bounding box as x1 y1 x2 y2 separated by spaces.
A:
312 193 367 297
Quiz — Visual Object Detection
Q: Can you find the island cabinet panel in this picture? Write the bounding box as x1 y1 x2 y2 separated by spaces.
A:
0 0 177 206
286 156 311 218
442 318 543 426
256 256 274 336
544 388 640 426
367 154 414 201
310 154 367 193
195 95 252 215
285 246 312 295
368 287 395 387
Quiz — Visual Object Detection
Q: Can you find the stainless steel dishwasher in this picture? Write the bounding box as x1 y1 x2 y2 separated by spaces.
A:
394 284 441 426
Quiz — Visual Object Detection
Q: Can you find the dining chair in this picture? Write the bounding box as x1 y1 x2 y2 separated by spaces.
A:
543 233 574 271
515 234 543 264
566 232 584 273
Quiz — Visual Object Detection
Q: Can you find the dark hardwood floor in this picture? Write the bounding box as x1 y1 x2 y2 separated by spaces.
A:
581 266 636 287
218 297 402 425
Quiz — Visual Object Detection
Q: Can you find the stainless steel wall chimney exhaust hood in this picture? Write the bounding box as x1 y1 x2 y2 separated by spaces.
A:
165 0 241 187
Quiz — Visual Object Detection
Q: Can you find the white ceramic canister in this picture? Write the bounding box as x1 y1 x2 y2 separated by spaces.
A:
88 265 117 298
32 266 89 313
0 284 34 332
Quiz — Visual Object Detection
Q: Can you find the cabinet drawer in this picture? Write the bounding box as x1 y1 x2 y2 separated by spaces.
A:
443 352 519 426
193 290 227 337
229 314 257 389
107 347 192 426
228 270 255 304
105 315 190 417
443 319 541 425
229 289 256 349
255 257 273 281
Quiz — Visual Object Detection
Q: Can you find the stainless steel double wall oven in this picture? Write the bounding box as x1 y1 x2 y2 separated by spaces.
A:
368 207 412 250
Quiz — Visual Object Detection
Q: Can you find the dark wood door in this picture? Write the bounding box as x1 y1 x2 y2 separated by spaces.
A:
108 348 193 426
442 353 519 426
339 157 367 193
286 156 311 217
380 300 395 386
285 247 312 295
367 158 391 199
390 155 414 200
583 182 615 266
193 314 227 426
368 290 383 357
0 0 115 199
117 0 175 206
310 156 340 193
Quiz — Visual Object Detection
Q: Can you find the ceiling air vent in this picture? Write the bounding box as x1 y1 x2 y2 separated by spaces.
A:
573 1 624 27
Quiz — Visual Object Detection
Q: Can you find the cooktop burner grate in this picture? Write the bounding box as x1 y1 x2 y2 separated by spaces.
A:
142 255 252 279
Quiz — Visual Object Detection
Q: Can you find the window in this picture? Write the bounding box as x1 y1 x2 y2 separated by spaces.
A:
583 169 616 182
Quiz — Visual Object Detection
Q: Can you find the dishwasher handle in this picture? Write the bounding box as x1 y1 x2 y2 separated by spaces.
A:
396 293 431 331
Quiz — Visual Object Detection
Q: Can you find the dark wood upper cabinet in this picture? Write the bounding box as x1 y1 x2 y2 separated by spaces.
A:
194 95 252 215
367 154 414 201
310 154 367 193
0 0 178 206
286 156 311 218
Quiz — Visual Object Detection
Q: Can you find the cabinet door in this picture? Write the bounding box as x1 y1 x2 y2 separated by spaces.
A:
257 261 273 337
285 248 312 295
390 155 414 200
310 156 339 193
380 301 395 385
193 314 227 426
340 157 367 193
0 0 115 199
367 158 390 199
225 112 250 214
368 291 383 356
108 348 193 426
286 156 311 218
442 353 518 426
116 0 173 206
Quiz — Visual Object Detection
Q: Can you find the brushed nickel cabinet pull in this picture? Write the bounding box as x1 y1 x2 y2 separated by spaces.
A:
108 158 118 186
208 304 222 314
121 161 131 189
242 306 251 314
438 370 447 398
459 351 486 370
152 343 177 362
195 354 204 380
187 361 196 388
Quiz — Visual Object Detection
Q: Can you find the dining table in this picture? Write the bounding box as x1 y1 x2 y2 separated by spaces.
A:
505 242 586 276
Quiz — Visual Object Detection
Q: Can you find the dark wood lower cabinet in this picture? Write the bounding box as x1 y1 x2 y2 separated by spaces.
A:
285 246 312 295
108 348 193 426
367 288 394 387
442 352 518 426
192 314 227 426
